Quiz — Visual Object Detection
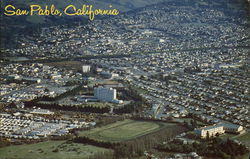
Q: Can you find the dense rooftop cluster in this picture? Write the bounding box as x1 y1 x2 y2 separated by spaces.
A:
89 47 249 127
0 63 81 103
0 0 249 158
3 1 249 58
0 113 94 139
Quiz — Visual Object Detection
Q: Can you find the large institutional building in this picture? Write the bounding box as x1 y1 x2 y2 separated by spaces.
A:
94 86 122 103
195 123 244 138
195 125 225 138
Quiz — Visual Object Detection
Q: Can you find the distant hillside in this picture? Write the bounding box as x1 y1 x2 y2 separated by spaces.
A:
1 0 169 23
0 0 249 49
0 0 167 48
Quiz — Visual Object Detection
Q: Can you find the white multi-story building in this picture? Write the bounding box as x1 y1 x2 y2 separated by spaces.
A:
94 86 123 103
82 65 91 73
94 86 117 102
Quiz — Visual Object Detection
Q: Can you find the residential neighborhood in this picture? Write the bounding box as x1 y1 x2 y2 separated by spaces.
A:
0 0 249 158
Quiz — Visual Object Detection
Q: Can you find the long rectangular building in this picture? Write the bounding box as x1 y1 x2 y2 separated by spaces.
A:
194 125 225 138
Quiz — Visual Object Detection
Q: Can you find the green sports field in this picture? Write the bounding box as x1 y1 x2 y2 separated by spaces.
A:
79 119 177 142
0 140 112 159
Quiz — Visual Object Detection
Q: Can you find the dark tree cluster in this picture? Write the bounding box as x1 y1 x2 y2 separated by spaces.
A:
157 137 249 159
114 84 150 114
24 102 110 114
113 101 143 114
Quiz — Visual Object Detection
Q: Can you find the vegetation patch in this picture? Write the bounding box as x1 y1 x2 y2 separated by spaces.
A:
0 140 113 159
234 131 250 148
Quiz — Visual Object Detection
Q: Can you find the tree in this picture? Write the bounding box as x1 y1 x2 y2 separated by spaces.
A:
206 131 210 141
215 132 220 137
193 120 198 128
183 120 188 127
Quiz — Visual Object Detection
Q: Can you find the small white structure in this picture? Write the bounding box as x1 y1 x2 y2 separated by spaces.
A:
13 112 22 116
30 109 54 115
82 65 91 73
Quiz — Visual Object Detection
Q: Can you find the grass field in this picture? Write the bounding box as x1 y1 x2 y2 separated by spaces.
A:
234 131 250 148
219 131 250 150
79 119 178 142
0 140 112 159
238 153 250 159
219 133 236 139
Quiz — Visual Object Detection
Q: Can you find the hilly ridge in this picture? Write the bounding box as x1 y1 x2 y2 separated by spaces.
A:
0 0 249 50
0 0 167 48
